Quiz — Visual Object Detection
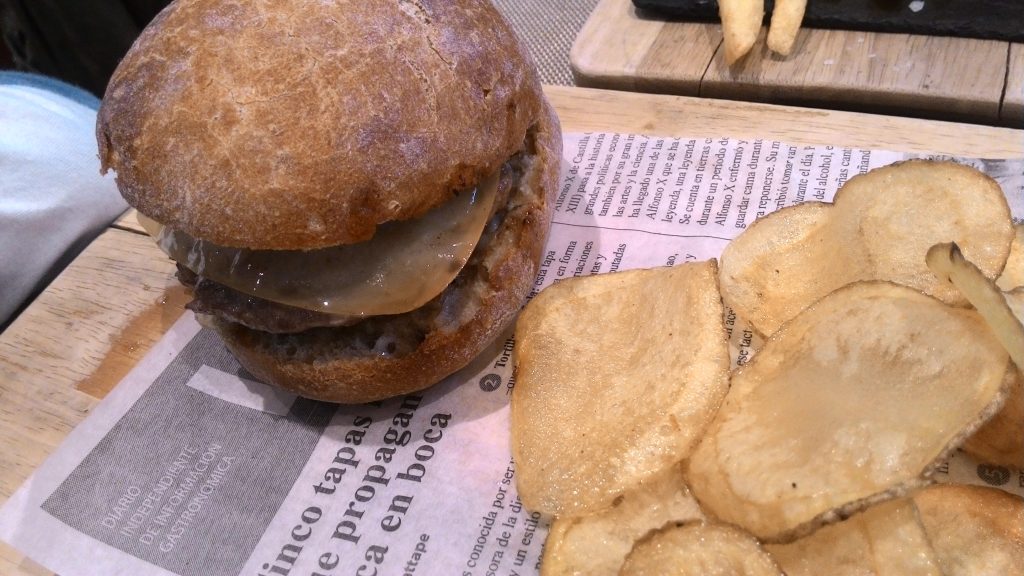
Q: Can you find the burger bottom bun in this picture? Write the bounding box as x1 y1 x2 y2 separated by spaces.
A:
205 101 561 403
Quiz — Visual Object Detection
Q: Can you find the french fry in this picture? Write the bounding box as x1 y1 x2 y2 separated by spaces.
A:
719 0 764 64
767 0 807 56
926 242 1024 372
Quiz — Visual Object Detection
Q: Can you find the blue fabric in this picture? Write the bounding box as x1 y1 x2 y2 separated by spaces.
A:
0 71 101 109
0 72 128 330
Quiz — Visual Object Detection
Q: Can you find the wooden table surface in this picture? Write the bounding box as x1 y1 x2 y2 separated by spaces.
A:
1 85 1023 575
572 0 1024 126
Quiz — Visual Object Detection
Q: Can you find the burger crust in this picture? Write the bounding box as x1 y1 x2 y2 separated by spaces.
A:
210 102 561 403
97 0 542 250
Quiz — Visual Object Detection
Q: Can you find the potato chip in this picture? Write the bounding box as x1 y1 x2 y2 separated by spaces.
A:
766 497 942 576
719 0 764 64
540 464 702 576
720 160 1013 336
963 362 1024 469
1008 286 1024 319
768 485 1024 575
926 242 1024 371
511 262 730 517
620 522 782 576
913 484 1024 574
767 0 807 56
996 223 1024 290
717 202 841 337
686 281 1009 541
834 163 1011 304
928 247 1024 469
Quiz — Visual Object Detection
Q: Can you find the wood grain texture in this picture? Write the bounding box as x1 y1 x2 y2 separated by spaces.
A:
1 87 1022 574
545 85 1024 157
702 28 1008 123
0 228 184 574
0 546 49 576
635 22 720 95
111 207 144 234
0 228 184 487
571 1 721 97
571 0 1020 124
1004 44 1024 126
572 0 688 92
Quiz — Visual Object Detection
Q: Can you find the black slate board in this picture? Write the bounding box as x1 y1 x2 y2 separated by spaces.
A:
632 0 1024 43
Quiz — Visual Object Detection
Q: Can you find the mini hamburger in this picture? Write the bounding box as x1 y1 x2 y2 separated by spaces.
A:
96 0 561 403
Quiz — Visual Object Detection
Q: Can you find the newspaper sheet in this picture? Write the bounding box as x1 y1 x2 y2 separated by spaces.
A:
1 132 1022 576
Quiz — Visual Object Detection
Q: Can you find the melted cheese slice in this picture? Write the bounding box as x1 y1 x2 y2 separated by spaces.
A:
141 174 497 316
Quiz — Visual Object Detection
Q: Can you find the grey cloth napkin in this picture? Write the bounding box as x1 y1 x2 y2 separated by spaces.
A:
0 72 127 330
492 0 599 86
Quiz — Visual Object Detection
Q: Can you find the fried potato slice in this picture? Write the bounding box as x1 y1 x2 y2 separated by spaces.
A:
996 223 1024 290
912 484 1024 575
719 0 764 64
687 281 1010 541
767 0 807 56
1008 286 1024 318
768 485 1024 575
720 160 1013 336
717 202 841 337
765 498 943 576
963 362 1024 469
540 464 702 576
926 242 1024 371
928 246 1024 468
834 163 1009 304
620 522 782 576
512 262 730 517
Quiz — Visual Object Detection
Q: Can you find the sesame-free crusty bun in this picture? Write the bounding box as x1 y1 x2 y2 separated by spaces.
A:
99 0 563 402
98 0 543 250
211 103 561 402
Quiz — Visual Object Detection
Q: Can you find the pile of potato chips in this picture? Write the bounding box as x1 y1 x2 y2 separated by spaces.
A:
511 160 1024 575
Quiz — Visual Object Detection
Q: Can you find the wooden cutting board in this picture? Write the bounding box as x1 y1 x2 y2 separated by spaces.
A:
635 0 1024 42
2 86 1023 575
571 0 1024 126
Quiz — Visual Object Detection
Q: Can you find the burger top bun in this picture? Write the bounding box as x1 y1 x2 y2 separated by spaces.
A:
97 0 543 250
